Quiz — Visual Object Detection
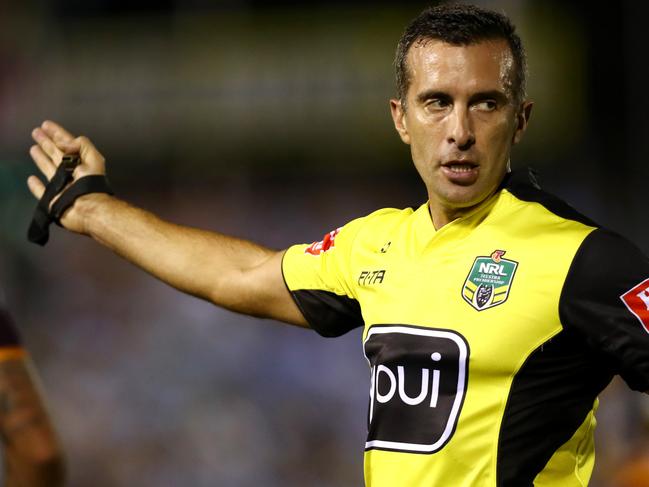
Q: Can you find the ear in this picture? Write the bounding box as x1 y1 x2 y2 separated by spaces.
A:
390 98 411 145
512 100 534 145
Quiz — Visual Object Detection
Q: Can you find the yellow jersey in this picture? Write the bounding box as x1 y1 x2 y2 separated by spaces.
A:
282 169 649 486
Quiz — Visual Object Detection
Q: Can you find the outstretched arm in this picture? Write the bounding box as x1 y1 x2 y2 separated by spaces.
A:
0 355 65 487
28 120 307 327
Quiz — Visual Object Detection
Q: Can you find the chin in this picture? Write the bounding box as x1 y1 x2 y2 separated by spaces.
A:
441 187 489 208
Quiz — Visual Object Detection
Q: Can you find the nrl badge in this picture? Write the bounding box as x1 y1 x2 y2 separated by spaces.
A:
462 250 518 311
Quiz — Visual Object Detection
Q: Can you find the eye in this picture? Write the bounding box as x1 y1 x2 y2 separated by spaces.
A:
473 100 497 112
424 98 450 111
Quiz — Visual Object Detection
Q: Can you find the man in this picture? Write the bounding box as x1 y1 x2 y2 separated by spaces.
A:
0 304 65 486
25 4 649 486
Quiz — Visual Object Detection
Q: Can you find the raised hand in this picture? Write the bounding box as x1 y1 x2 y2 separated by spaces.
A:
28 120 110 235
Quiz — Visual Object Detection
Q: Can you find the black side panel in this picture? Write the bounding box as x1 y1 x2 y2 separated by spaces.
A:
290 289 364 337
0 308 22 347
497 330 613 486
504 168 599 228
560 229 649 392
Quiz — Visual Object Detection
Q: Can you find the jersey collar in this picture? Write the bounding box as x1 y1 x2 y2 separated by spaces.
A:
414 167 540 247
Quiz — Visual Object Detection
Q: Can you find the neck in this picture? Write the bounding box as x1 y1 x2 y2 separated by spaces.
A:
428 171 511 230
428 192 500 230
428 203 474 230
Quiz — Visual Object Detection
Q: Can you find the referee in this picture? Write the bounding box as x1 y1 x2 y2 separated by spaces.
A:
26 4 649 486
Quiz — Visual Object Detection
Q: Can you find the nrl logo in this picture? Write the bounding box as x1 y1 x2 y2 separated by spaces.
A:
462 250 518 311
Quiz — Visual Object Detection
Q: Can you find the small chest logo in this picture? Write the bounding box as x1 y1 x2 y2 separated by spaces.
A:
358 270 386 286
462 250 518 311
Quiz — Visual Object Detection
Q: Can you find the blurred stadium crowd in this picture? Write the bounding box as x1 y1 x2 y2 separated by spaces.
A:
1 0 649 485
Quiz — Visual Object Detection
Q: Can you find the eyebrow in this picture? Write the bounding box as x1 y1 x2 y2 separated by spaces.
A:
416 90 451 105
468 90 509 105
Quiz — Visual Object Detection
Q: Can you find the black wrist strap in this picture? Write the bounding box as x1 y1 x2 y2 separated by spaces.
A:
27 156 114 246
50 175 114 223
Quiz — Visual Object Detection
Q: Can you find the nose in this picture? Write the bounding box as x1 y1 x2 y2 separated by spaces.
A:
447 108 475 150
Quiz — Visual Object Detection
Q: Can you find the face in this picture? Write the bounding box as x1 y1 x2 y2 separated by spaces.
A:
390 39 532 227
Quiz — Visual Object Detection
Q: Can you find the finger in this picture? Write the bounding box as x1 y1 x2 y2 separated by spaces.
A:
75 136 100 163
29 145 57 180
26 176 45 200
41 120 76 146
60 136 105 174
57 139 82 155
31 128 63 165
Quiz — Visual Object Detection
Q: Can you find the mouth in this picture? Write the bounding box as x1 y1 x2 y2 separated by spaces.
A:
440 160 479 185
441 160 478 172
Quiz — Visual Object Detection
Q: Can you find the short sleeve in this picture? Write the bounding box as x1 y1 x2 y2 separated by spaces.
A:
560 229 649 391
282 217 366 337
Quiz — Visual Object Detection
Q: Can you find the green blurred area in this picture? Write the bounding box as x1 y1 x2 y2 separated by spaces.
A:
1 2 587 186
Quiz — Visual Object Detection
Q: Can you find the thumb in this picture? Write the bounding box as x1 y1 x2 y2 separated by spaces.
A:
62 136 106 174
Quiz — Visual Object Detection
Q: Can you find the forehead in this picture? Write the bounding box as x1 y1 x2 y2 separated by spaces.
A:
405 39 514 96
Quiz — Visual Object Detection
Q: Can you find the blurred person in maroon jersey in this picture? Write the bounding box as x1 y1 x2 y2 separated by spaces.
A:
612 449 649 487
611 409 649 487
0 302 65 486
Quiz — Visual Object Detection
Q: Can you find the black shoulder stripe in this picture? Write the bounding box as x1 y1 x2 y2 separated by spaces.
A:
290 289 364 338
504 168 599 228
0 308 22 347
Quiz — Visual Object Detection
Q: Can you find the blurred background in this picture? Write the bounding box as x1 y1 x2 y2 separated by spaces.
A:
1 0 649 485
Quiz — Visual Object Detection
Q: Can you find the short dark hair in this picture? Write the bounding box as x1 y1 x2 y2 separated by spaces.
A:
395 3 527 108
